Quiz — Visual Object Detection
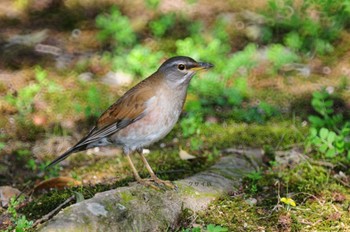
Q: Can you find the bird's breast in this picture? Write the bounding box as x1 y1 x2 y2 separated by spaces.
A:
111 86 188 151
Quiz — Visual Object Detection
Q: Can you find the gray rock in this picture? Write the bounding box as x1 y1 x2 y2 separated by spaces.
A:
39 151 263 232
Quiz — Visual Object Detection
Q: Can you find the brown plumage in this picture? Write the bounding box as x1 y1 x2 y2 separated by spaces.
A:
47 56 213 189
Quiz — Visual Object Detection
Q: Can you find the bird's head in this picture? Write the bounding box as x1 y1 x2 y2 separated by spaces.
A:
157 56 214 87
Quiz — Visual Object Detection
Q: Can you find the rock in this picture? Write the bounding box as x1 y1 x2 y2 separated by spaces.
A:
275 150 302 167
0 186 21 207
5 30 49 48
101 71 133 86
245 197 257 206
38 151 263 231
78 72 93 82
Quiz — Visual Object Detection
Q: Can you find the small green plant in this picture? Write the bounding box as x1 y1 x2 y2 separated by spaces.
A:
111 45 164 77
26 158 60 179
6 196 33 232
308 126 350 159
232 101 279 124
70 171 81 181
308 90 343 130
205 224 228 232
245 170 263 194
149 13 176 37
182 224 228 232
0 142 5 151
266 44 300 70
262 0 350 55
96 6 136 52
307 90 350 160
74 86 105 119
145 0 160 9
180 113 202 138
5 66 60 116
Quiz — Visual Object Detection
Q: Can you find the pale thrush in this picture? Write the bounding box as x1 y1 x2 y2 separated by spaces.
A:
47 56 213 189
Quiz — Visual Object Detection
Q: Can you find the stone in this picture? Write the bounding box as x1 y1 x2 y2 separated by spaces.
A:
101 71 133 87
0 186 21 207
38 150 263 232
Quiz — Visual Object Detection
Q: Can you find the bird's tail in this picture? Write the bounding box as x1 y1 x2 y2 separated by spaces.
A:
45 126 98 169
45 145 85 169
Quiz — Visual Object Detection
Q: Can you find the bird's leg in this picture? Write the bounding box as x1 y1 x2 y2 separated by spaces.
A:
125 152 160 190
125 154 142 182
137 149 176 189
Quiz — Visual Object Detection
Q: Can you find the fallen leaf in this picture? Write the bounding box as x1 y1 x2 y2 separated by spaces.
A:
179 148 196 160
34 177 81 192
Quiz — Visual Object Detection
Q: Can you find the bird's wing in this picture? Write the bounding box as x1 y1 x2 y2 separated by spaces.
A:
46 85 156 168
78 84 156 146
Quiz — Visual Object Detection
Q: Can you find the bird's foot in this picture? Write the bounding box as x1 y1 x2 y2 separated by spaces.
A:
137 177 177 191
152 177 177 190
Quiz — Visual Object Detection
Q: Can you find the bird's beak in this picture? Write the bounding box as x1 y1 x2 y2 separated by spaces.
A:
189 62 214 71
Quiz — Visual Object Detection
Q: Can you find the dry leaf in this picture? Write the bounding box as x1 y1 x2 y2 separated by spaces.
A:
179 148 196 160
34 177 81 192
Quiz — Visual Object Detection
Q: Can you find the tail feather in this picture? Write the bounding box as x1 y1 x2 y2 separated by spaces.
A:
46 127 99 169
45 145 86 169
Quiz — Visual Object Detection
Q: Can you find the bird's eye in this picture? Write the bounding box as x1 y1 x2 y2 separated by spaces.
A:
178 64 185 70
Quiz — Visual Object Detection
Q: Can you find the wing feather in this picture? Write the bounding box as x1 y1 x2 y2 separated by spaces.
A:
74 84 155 147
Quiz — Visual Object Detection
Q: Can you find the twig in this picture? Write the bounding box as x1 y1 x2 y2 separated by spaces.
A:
32 195 75 228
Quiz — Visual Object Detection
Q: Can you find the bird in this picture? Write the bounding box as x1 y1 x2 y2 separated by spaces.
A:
47 56 213 189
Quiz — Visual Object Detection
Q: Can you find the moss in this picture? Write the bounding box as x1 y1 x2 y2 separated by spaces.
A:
120 192 134 205
281 163 330 194
195 196 278 231
189 161 350 232
202 120 306 149
19 178 132 220
179 184 197 195
146 149 211 181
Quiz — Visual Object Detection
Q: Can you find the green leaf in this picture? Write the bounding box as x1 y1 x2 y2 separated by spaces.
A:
206 224 228 232
0 142 5 151
327 131 336 144
310 128 318 137
308 115 324 127
284 32 303 50
319 144 328 153
319 128 329 140
325 149 336 158
324 100 334 107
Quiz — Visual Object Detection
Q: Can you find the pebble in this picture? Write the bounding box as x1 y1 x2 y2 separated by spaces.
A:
101 71 132 86
78 72 94 82
245 197 257 206
0 186 21 207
